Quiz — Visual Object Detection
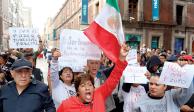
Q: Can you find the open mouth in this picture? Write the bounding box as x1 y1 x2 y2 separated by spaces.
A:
85 92 92 101
91 69 97 73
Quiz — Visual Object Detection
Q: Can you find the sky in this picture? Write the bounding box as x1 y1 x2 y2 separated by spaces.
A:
23 0 65 33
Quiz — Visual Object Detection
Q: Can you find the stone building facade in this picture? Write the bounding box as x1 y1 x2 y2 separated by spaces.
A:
120 0 194 54
45 0 194 54
0 0 24 51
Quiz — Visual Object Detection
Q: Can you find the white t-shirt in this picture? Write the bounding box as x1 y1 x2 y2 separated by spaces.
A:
123 85 146 112
52 81 76 108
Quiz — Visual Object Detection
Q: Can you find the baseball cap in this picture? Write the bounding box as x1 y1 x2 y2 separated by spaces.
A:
182 55 194 62
180 51 186 55
167 55 177 62
11 59 32 70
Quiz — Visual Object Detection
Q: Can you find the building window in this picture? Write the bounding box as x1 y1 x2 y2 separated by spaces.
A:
151 36 160 49
128 0 138 21
174 38 184 54
125 34 141 49
176 5 183 25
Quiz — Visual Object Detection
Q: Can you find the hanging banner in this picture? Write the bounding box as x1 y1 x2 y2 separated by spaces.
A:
81 0 88 24
152 0 159 21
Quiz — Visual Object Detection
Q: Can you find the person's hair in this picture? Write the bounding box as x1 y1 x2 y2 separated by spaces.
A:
159 53 167 59
151 72 161 77
58 67 74 83
74 74 94 94
150 72 167 87
146 55 161 73
0 54 9 62
51 48 58 55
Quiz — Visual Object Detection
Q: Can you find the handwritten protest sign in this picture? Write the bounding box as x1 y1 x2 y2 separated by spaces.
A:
159 62 194 88
126 49 137 65
9 27 39 48
58 29 101 72
123 66 148 84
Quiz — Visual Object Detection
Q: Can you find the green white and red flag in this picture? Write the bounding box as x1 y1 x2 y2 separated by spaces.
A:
84 0 125 63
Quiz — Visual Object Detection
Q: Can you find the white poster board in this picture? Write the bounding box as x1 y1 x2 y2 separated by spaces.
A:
126 49 137 65
9 27 39 49
58 29 101 72
123 66 148 84
159 62 194 88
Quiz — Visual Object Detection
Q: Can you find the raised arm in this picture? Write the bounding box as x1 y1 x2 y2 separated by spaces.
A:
50 50 61 88
171 77 194 107
96 44 129 99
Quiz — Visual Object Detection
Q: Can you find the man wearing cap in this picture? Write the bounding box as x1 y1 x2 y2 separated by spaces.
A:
0 59 56 112
182 55 194 64
180 51 187 56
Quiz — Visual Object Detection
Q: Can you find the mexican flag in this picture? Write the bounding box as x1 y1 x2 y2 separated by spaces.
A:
84 0 125 63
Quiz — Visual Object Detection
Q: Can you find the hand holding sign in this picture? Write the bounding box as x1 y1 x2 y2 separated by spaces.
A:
159 62 194 88
123 66 148 84
126 49 137 64
53 50 61 60
119 43 130 61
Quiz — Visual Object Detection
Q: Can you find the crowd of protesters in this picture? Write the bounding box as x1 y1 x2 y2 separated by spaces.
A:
0 42 194 112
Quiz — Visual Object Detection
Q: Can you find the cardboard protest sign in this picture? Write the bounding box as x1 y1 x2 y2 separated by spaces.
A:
126 49 137 65
123 66 148 84
58 29 101 72
159 62 194 88
9 28 39 48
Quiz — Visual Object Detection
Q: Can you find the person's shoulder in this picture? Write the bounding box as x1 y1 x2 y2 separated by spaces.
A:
136 94 150 105
62 96 78 105
58 96 77 110
32 68 42 73
34 80 46 86
0 81 14 92
32 80 48 91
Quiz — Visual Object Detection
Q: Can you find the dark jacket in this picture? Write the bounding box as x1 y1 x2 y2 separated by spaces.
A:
185 93 194 108
146 55 161 73
1 57 15 81
32 67 43 82
0 80 56 112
